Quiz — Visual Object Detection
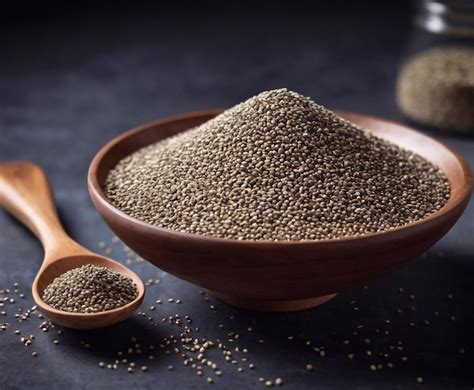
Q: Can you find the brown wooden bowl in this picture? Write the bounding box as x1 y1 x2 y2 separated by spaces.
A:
88 110 473 311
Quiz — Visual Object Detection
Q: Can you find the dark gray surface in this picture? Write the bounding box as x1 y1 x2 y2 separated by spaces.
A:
1 2 473 389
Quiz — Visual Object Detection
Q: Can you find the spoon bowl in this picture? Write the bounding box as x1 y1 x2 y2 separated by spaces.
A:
32 254 144 329
0 162 145 329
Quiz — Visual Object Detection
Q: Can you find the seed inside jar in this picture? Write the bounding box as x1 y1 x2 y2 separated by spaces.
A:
396 47 474 132
105 88 450 241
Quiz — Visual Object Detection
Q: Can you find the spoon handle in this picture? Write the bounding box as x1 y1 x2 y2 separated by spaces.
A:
0 161 84 260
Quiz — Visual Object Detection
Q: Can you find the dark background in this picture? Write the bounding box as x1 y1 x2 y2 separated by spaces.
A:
1 1 473 389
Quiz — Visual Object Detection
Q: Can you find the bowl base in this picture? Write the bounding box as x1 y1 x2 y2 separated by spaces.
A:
207 290 337 312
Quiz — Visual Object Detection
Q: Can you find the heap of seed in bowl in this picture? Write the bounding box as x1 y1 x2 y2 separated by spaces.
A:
105 89 450 241
42 264 138 313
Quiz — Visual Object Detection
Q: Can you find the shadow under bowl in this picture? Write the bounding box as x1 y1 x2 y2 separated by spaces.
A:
88 110 473 311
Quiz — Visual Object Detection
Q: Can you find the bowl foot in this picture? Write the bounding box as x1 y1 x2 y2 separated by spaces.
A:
207 291 337 312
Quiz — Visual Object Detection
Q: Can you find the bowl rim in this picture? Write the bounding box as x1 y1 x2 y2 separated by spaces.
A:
88 109 473 247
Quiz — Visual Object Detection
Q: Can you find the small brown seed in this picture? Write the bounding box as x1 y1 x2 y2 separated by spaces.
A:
105 89 449 242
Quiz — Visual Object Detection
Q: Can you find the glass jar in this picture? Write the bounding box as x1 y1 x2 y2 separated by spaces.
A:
395 0 474 134
416 0 474 37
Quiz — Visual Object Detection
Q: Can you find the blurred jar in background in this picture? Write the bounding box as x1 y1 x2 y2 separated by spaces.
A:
396 0 474 134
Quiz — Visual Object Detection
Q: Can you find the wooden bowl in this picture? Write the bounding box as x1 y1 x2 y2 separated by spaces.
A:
88 111 473 311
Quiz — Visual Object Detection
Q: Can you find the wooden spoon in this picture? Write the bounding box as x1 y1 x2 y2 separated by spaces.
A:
0 162 145 329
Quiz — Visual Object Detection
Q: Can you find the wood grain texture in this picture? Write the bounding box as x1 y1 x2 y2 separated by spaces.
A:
88 111 473 311
0 162 145 329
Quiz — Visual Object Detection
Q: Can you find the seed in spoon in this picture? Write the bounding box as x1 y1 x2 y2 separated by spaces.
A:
42 264 137 313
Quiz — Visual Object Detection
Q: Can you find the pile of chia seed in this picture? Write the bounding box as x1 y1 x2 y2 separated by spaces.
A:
105 89 450 241
42 264 138 313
